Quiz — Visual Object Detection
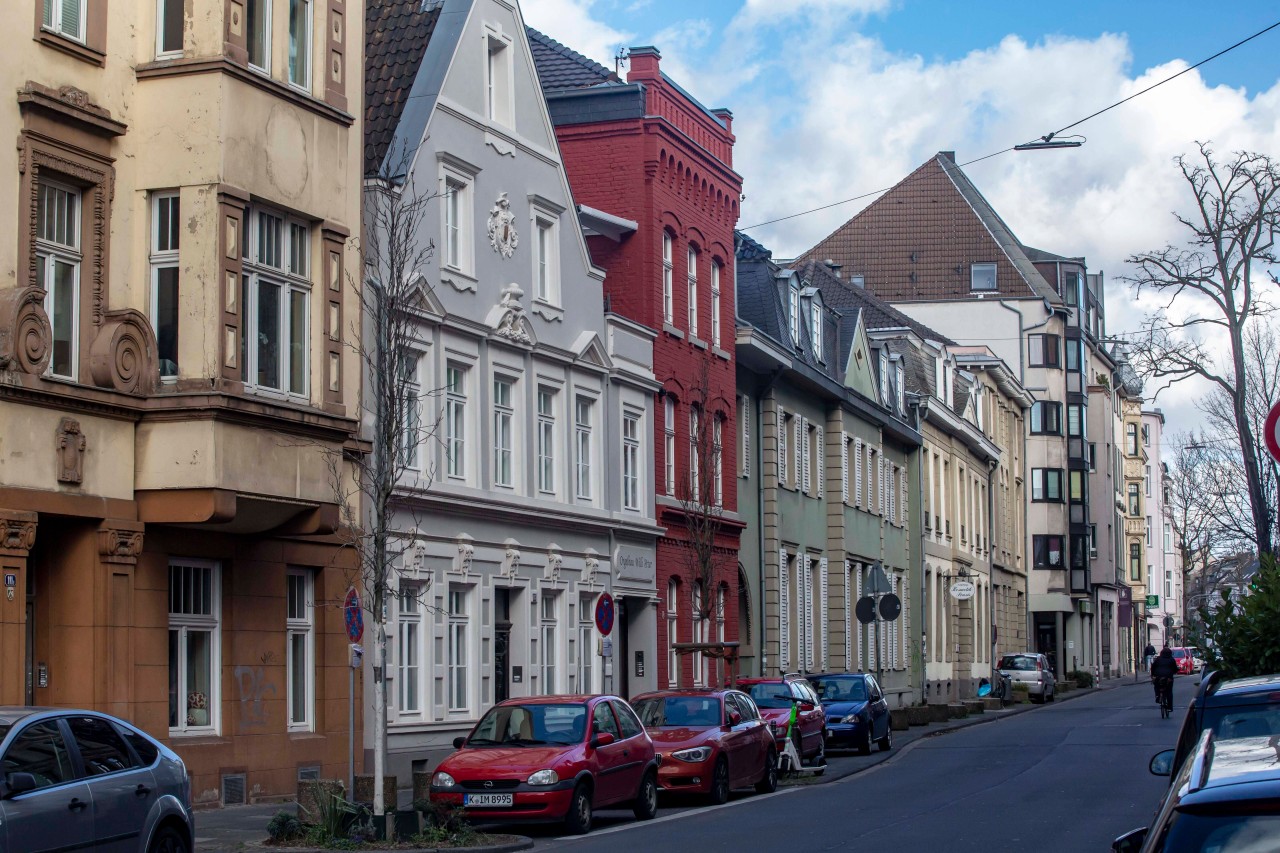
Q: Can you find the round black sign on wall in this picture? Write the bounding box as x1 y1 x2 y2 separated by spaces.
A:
878 593 902 622
855 596 877 625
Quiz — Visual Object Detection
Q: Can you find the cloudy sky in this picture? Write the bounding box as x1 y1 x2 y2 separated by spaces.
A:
521 0 1280 437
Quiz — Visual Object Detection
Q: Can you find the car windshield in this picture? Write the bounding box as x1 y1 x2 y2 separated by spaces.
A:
745 682 793 710
1173 649 1188 659
1157 811 1280 851
469 703 587 746
1203 705 1280 741
810 677 868 703
632 696 721 727
999 655 1037 671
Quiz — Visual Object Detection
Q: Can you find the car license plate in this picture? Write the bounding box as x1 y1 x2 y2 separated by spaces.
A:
464 793 513 807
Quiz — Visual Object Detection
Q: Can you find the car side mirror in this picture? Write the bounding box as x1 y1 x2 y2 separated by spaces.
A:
590 732 616 749
1149 749 1175 777
1112 827 1148 853
2 772 37 800
452 736 466 750
727 711 743 727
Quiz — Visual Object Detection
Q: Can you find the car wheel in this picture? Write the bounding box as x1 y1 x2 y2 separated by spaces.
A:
632 771 658 820
1047 687 1055 703
565 782 593 835
148 826 189 853
811 739 826 776
857 726 872 756
877 725 893 752
709 757 731 805
755 749 778 794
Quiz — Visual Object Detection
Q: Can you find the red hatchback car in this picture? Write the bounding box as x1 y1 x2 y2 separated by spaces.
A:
631 689 778 803
430 695 660 835
738 676 827 771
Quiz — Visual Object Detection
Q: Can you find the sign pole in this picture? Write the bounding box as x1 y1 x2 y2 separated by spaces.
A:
349 666 354 795
343 588 364 797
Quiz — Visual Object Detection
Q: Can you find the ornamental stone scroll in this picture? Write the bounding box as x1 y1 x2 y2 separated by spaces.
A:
89 309 158 396
0 286 52 375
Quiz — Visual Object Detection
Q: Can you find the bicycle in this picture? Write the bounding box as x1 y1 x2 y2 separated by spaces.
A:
1154 676 1173 719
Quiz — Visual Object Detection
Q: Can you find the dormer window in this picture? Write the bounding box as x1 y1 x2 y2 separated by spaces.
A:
809 294 823 360
933 356 944 401
878 351 889 406
895 361 905 413
788 283 800 344
971 263 996 292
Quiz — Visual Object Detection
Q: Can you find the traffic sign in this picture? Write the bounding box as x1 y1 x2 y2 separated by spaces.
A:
594 592 615 636
343 588 363 643
855 595 877 625
865 563 892 596
878 593 902 621
1266 401 1280 465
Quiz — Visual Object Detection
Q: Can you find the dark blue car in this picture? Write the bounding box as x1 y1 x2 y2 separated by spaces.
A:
807 673 892 755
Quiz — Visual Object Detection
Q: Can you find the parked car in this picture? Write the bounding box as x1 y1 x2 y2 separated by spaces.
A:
996 653 1056 703
1171 647 1197 675
0 707 193 853
807 673 892 755
1165 671 1280 779
737 676 826 771
630 689 777 803
429 695 660 835
1113 730 1280 851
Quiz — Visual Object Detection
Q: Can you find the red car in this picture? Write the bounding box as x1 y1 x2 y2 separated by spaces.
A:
737 676 827 772
1172 647 1197 675
430 695 660 835
631 688 778 803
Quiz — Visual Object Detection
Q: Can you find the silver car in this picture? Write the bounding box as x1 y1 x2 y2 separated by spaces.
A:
0 708 193 853
997 653 1057 703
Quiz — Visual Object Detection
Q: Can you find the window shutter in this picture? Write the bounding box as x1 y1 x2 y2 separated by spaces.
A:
840 432 849 504
854 438 863 507
816 425 825 498
793 416 802 491
819 556 829 671
900 467 909 527
856 565 864 669
890 575 898 670
889 464 897 524
742 396 751 478
777 408 786 486
801 418 811 494
60 0 81 38
843 560 852 669
779 548 790 669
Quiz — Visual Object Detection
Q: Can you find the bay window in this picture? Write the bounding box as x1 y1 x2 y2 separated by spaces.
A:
288 0 312 89
241 208 311 398
150 193 181 379
36 181 81 380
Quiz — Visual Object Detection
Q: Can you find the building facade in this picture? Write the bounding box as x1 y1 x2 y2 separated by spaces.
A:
365 0 661 784
1 0 364 804
531 38 745 688
1143 409 1180 645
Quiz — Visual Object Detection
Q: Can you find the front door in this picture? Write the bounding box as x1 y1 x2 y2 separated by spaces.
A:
0 719 95 853
1035 616 1057 674
494 628 510 704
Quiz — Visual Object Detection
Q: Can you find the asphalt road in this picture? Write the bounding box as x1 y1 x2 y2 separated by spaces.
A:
533 678 1191 852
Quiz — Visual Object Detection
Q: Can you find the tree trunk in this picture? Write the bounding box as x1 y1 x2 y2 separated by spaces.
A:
1228 322 1273 555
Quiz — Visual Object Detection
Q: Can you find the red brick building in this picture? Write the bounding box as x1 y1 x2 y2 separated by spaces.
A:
531 36 744 688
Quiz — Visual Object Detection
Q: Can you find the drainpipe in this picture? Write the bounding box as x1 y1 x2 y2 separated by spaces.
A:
986 455 998 680
913 396 930 705
756 367 784 678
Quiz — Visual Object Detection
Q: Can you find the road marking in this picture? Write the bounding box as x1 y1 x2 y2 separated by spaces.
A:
548 787 801 844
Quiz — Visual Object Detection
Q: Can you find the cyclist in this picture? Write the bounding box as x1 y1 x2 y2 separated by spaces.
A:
1150 646 1177 709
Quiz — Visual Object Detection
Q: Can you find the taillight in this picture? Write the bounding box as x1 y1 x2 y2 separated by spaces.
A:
1036 660 1044 671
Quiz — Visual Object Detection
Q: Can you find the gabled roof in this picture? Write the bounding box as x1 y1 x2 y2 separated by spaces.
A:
797 152 1061 305
793 259 955 346
526 27 620 91
365 0 443 177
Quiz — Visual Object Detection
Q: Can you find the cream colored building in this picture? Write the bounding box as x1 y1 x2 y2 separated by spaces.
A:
1 0 363 805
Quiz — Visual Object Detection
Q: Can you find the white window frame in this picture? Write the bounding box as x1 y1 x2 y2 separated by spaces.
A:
540 592 559 693
245 0 271 73
241 207 311 400
713 414 724 507
168 559 222 737
574 395 594 502
493 375 515 489
155 0 183 57
687 246 699 338
788 284 800 343
397 582 424 716
623 411 641 511
691 584 706 688
288 0 313 91
286 569 314 732
483 29 514 126
710 261 722 347
440 165 475 276
445 364 469 481
36 179 81 381
400 351 423 470
971 263 997 292
447 586 470 712
810 298 823 358
666 579 679 688
689 407 701 503
664 397 676 495
537 387 557 495
150 192 181 380
577 594 596 693
532 211 559 305
662 233 674 325
43 0 85 43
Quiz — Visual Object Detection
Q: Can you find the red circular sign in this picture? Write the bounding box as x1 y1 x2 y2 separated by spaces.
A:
343 588 363 643
1265 401 1280 466
594 593 615 637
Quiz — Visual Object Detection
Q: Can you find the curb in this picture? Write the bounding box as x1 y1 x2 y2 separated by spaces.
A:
245 836 534 853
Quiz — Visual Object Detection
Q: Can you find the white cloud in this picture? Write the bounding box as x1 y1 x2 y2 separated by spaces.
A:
520 0 632 67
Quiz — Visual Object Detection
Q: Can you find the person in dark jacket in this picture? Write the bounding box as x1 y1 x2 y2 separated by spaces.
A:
1143 642 1157 671
1150 646 1177 704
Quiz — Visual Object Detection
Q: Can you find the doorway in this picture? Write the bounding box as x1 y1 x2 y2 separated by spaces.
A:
494 588 511 703
1034 614 1057 673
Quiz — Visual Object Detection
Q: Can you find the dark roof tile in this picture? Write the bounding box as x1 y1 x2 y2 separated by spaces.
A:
526 27 620 93
365 0 442 177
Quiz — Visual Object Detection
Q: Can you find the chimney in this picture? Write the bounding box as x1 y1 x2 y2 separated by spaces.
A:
712 108 733 135
823 259 842 279
626 45 661 82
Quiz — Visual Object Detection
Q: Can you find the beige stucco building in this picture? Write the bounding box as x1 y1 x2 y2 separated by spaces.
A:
1 0 363 805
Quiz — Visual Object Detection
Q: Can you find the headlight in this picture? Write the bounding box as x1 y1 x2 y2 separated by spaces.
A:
526 769 559 786
432 771 457 788
671 746 713 763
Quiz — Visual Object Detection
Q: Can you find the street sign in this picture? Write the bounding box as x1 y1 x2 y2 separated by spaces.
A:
865 563 892 596
855 595 877 625
1266 400 1280 465
878 593 902 621
1163 616 1174 628
1146 594 1159 608
594 592 615 636
343 588 363 643
949 580 976 600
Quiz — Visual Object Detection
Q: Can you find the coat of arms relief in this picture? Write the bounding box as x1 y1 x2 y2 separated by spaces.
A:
487 192 519 258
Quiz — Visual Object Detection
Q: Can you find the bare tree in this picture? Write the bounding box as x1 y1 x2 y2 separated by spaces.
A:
1165 433 1221 636
1124 142 1280 556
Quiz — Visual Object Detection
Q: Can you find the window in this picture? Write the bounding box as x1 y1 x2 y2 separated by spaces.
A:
485 35 513 125
151 193 181 379
168 560 220 735
441 174 473 273
1069 470 1085 502
1033 535 1063 569
662 233 674 324
1029 401 1061 435
1067 404 1085 438
398 583 423 714
1031 468 1063 502
1146 516 1153 547
1064 271 1081 306
533 215 558 303
241 208 310 397
713 415 724 507
1129 543 1141 580
687 247 699 337
691 584 706 687
666 579 678 688
67 717 137 777
288 0 312 88
445 365 467 479
448 587 469 711
537 388 556 494
1142 424 1151 447
1125 423 1139 456
710 262 722 347
42 0 84 42
36 181 80 380
246 0 270 71
286 570 314 730
689 407 701 502
1144 465 1152 497
592 701 620 739
1028 334 1061 368
156 0 183 56
788 284 800 343
623 412 641 511
1 721 74 790
1128 483 1141 516
879 354 889 406
810 298 823 357
1090 524 1098 557
541 593 558 692
575 396 593 500
1065 339 1085 372
493 376 514 488
1164 522 1173 553
664 397 676 495
971 263 997 291
1088 443 1097 472
400 352 422 469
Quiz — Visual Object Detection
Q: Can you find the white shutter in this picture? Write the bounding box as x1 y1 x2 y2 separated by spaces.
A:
793 416 802 490
900 467 909 527
819 557 829 670
779 547 790 669
843 560 852 669
854 438 863 507
890 575 898 670
777 408 787 486
889 464 897 524
816 426 825 498
800 557 809 670
881 456 888 516
742 396 751 478
801 418 811 494
841 432 849 504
